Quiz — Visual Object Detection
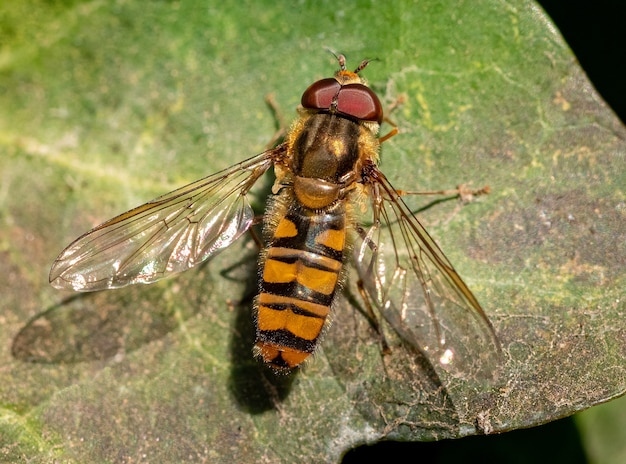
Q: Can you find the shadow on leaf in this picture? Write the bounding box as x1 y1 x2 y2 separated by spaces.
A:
13 278 203 364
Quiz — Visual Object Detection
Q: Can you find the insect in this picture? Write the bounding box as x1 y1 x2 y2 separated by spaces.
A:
50 55 500 374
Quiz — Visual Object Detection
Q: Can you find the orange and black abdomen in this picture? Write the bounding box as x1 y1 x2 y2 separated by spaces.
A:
254 201 346 370
254 106 374 370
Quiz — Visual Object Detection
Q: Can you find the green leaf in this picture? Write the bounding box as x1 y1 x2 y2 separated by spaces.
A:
1 0 624 462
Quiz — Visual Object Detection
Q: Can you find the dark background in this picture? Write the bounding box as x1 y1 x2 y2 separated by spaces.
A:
539 0 626 125
344 1 626 462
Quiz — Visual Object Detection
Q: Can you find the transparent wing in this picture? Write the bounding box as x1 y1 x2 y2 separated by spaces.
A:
354 164 501 380
50 150 278 291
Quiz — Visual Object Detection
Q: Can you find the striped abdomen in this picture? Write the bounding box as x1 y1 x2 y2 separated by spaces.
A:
254 201 346 370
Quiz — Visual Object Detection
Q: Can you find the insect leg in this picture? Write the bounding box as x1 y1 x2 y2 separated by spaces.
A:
396 184 491 203
378 94 406 143
356 279 392 356
247 215 264 249
263 93 289 149
353 224 392 357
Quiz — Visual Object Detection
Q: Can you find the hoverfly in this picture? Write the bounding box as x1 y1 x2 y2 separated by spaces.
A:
50 55 500 374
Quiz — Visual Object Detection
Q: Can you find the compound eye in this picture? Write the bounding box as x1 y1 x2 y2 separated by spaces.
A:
301 78 341 110
336 84 383 124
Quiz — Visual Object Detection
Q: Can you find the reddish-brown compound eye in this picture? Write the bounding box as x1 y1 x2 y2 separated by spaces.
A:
301 78 341 110
336 84 383 124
